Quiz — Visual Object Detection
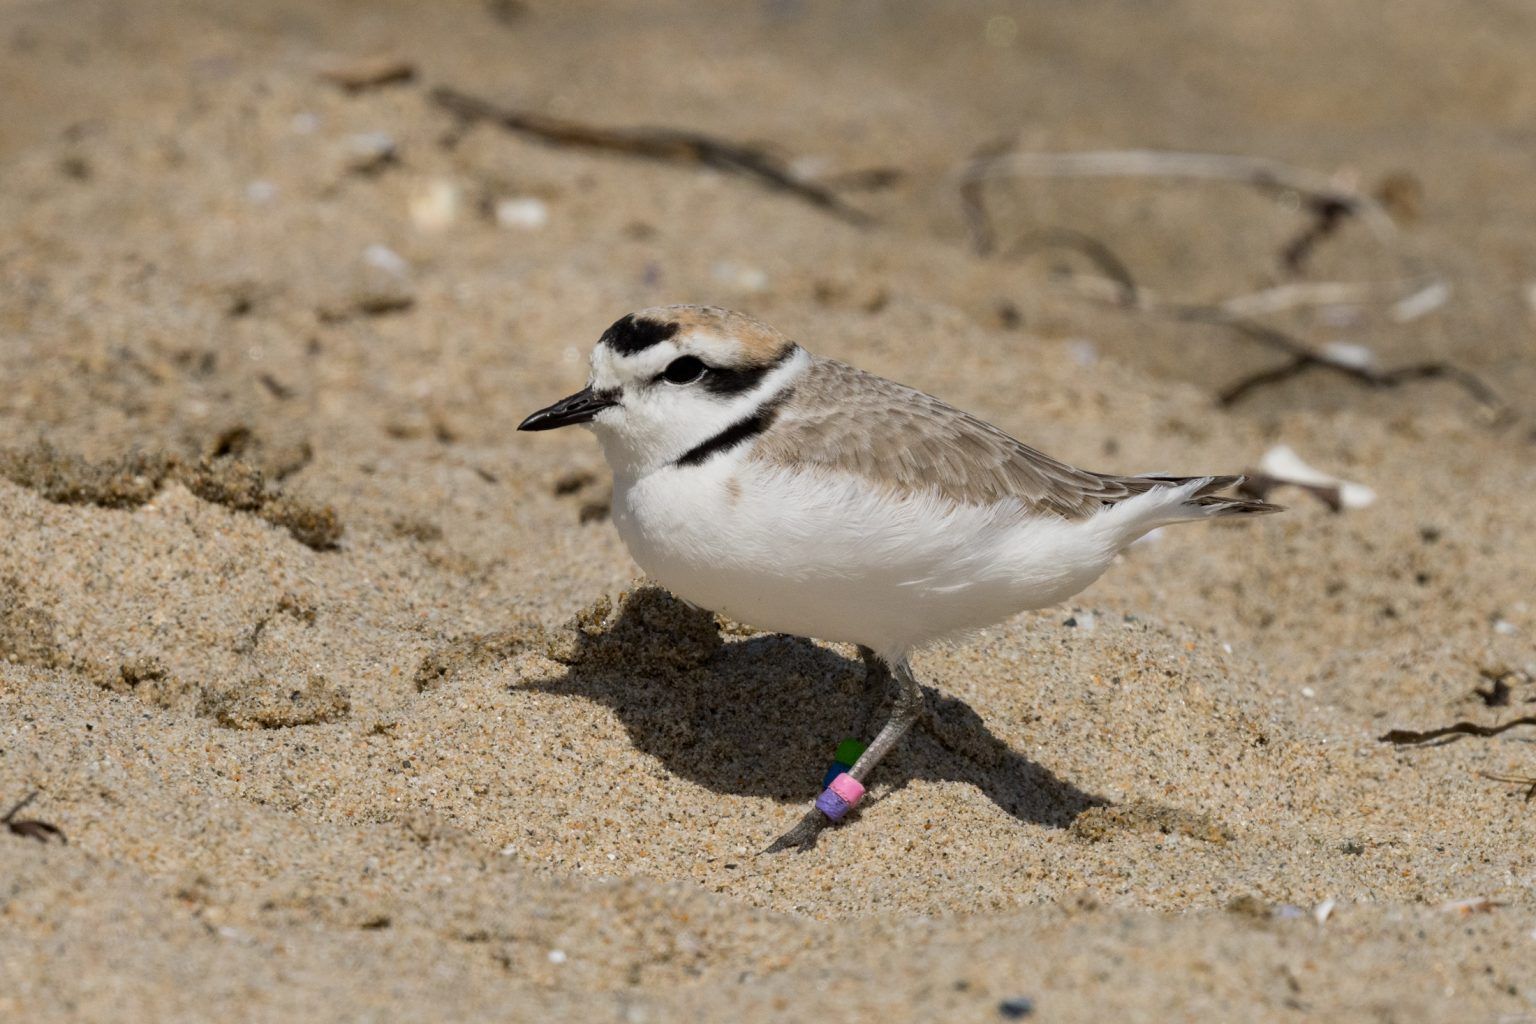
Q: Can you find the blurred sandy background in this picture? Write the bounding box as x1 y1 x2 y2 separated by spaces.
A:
2 1 1535 1020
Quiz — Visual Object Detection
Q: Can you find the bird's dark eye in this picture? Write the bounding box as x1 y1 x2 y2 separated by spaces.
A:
660 356 706 385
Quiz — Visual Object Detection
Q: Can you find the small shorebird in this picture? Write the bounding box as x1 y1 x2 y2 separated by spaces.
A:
520 306 1280 851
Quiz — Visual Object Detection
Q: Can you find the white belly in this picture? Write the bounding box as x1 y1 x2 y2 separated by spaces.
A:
610 458 1120 659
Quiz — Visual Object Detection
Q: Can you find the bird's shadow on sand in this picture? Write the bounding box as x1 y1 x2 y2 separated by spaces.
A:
522 588 1104 830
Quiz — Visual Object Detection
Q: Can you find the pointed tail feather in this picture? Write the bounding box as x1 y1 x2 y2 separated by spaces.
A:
1143 474 1285 518
1102 474 1283 547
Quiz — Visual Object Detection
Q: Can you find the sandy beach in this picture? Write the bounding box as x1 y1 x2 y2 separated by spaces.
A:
3 1 1535 1020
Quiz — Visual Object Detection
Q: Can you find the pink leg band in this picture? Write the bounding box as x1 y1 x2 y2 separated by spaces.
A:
815 772 866 822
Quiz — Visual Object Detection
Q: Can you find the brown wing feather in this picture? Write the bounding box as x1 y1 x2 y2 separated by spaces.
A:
753 358 1145 519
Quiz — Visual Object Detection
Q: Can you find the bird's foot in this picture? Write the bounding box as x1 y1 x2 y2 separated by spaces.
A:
761 806 830 854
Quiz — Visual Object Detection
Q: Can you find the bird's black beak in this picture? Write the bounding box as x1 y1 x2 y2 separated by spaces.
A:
517 386 618 431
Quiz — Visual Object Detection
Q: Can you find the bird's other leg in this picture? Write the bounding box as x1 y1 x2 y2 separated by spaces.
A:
763 653 921 854
855 645 891 738
845 656 922 785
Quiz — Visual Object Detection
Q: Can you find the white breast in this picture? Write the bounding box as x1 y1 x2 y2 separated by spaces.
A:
609 453 1125 660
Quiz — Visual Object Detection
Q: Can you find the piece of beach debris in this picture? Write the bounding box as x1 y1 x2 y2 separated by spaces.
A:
1212 326 1508 419
1380 716 1536 745
1478 771 1536 802
959 147 1405 258
410 178 462 231
344 131 399 176
494 197 548 230
712 260 769 293
316 247 415 322
1279 196 1353 274
258 372 295 400
1438 896 1506 915
430 87 871 224
1391 279 1451 322
1318 341 1376 370
1312 898 1337 925
963 147 1507 423
1472 665 1527 708
1277 171 1419 273
3 791 65 845
364 243 409 277
819 165 905 192
996 995 1035 1019
318 54 416 93
1236 445 1375 512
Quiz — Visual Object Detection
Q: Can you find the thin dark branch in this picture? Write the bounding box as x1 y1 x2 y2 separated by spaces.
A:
958 148 1402 244
1381 717 1536 745
959 136 1020 255
430 87 871 225
1280 197 1354 274
1217 357 1313 405
1006 228 1139 306
1164 306 1509 420
1479 771 1536 802
3 790 66 844
2 790 39 823
1216 350 1511 419
957 143 1510 424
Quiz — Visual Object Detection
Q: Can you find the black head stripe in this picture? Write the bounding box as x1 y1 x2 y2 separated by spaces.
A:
699 345 796 397
599 314 680 356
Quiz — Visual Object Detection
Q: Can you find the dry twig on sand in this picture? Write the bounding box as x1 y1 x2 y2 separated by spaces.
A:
955 146 1509 417
1174 310 1508 415
1009 232 1509 419
1479 771 1536 802
431 87 871 224
958 148 1403 257
3 791 66 844
1380 717 1536 745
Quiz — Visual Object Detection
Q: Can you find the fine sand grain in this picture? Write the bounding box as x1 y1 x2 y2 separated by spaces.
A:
3 2 1535 1021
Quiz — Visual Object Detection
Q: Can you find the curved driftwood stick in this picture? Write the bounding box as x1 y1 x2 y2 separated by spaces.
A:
431 86 872 225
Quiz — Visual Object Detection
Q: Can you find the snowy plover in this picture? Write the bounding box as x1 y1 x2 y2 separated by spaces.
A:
521 306 1280 851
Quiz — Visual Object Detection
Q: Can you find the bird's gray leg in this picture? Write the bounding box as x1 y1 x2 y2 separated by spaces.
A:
855 645 891 737
763 654 921 854
845 657 922 784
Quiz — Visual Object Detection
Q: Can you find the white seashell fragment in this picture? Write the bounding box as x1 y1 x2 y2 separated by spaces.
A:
495 197 549 230
1259 445 1376 510
410 179 461 232
1391 280 1450 322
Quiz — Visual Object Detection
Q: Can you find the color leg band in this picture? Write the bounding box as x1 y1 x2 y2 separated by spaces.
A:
815 772 866 822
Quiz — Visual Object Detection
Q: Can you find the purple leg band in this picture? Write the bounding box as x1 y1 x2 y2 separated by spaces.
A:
816 789 852 821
